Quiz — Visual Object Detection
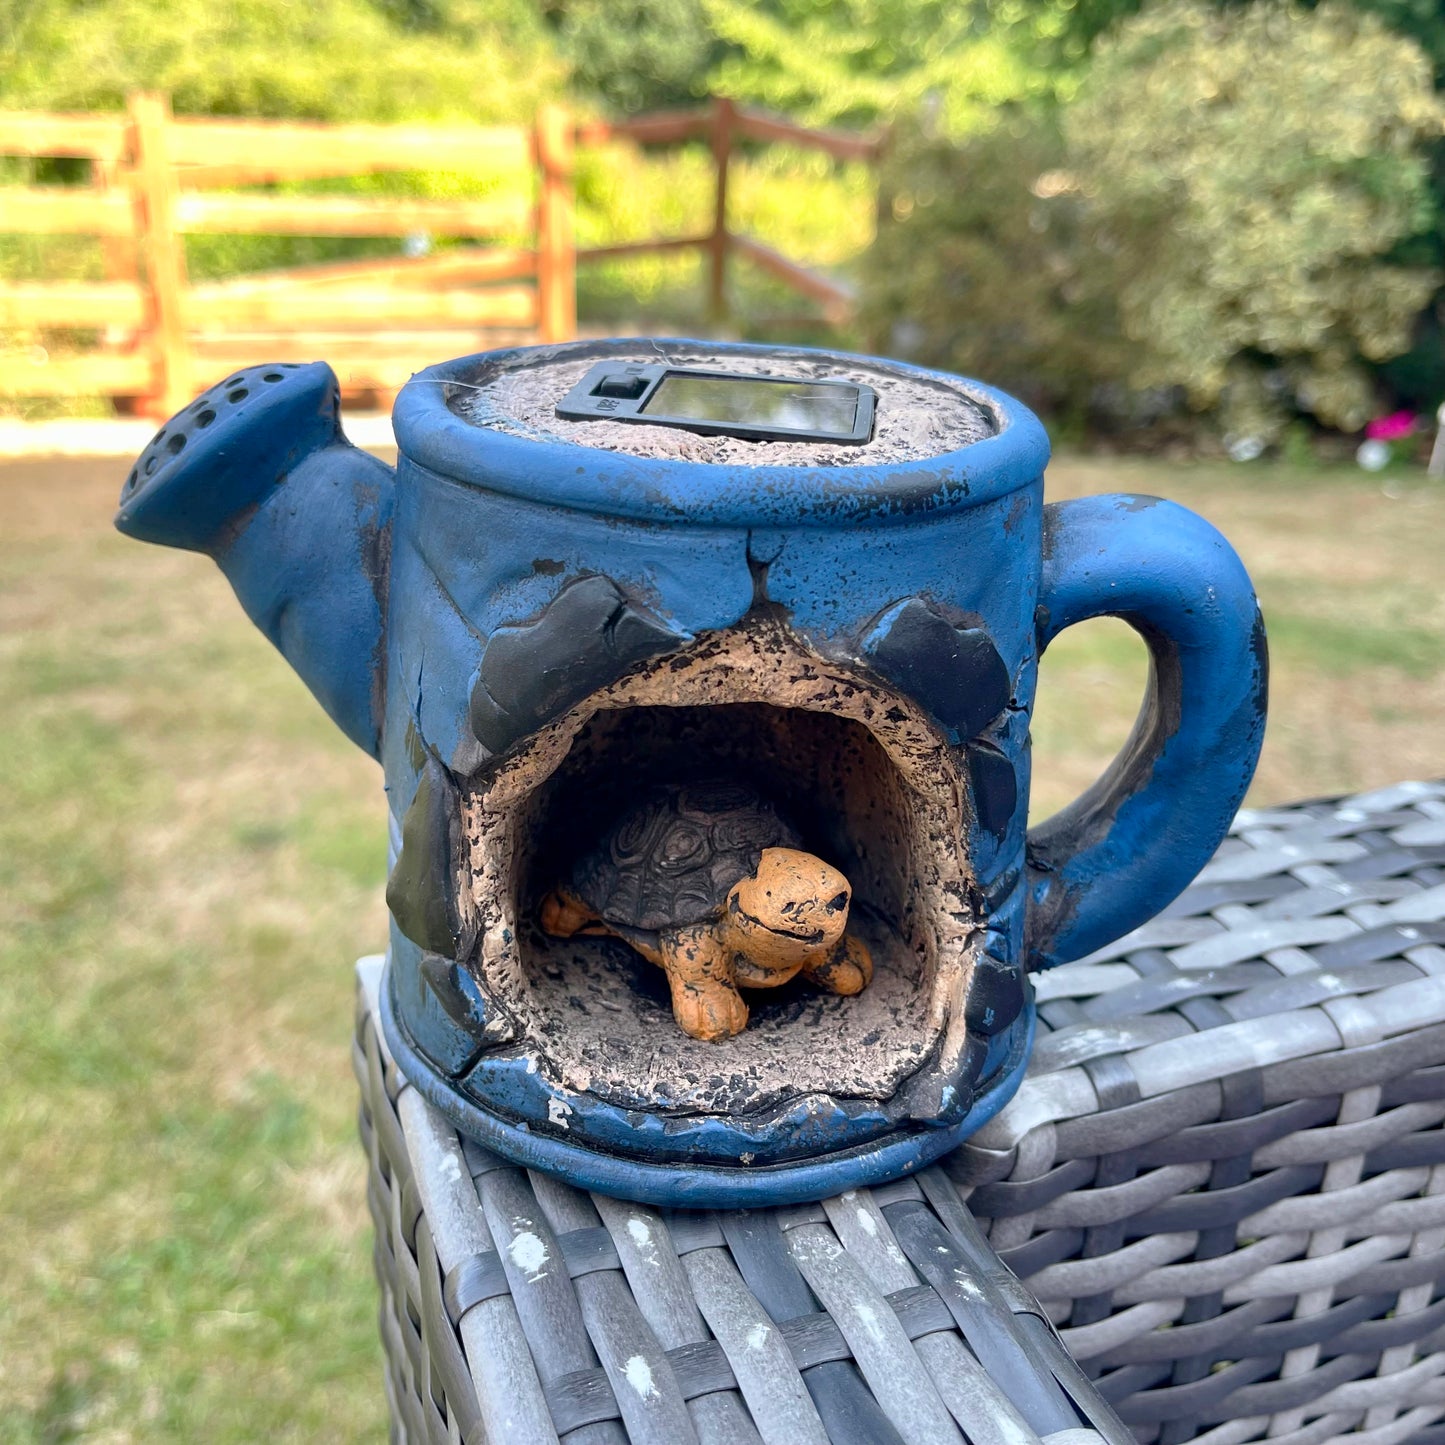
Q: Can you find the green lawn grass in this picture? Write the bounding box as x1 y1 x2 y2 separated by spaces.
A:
1 451 1440 1438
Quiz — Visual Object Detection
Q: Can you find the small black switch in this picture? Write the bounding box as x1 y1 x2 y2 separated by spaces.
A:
592 373 649 400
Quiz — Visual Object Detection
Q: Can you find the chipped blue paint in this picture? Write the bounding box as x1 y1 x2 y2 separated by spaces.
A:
378 966 1038 1210
115 341 1266 1208
115 360 394 757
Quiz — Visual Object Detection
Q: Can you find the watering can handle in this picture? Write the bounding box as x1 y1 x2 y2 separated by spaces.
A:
1024 494 1267 971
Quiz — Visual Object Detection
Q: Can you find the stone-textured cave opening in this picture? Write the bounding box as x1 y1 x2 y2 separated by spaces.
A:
459 624 979 1117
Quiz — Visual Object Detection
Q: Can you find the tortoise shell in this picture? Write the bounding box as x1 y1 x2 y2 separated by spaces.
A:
571 780 802 933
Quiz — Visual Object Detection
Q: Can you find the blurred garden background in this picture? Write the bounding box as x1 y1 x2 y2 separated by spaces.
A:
2 0 1443 1439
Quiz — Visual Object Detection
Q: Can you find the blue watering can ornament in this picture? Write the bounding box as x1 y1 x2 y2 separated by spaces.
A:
116 340 1266 1208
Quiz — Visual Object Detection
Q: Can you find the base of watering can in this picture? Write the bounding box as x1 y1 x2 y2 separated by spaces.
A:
378 952 1035 1209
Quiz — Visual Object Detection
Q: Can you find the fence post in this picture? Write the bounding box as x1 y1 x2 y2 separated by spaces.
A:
708 96 734 329
128 92 192 416
535 105 576 344
94 154 145 414
871 121 895 242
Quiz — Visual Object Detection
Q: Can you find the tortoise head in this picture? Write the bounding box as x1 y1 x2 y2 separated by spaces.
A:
724 847 852 973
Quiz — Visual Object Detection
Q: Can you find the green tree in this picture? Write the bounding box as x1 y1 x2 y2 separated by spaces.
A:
543 0 1146 125
542 0 727 115
694 0 1159 132
0 0 562 121
1067 0 1441 438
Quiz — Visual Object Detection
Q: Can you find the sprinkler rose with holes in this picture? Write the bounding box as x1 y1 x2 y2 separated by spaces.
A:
540 781 873 1041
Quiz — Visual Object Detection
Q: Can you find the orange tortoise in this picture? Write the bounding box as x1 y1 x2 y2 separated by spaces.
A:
541 780 873 1041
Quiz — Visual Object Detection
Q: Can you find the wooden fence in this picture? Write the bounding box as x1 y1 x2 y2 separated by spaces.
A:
0 94 574 415
576 96 886 329
0 95 880 417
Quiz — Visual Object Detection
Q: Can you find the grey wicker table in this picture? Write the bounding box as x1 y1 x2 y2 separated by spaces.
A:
356 781 1445 1445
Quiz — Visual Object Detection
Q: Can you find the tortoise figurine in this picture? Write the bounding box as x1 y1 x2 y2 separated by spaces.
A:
540 779 874 1041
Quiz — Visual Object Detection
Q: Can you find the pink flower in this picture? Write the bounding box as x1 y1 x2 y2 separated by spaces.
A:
1365 410 1416 441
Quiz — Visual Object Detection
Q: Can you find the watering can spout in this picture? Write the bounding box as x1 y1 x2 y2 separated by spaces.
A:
114 361 395 758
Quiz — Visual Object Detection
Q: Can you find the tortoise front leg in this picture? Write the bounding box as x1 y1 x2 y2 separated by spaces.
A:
659 923 749 1041
802 932 873 996
540 887 603 938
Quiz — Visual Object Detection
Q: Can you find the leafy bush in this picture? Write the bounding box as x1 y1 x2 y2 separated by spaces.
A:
862 1 1444 442
542 0 724 115
700 0 1045 131
860 113 1126 426
1070 1 1442 439
0 0 561 121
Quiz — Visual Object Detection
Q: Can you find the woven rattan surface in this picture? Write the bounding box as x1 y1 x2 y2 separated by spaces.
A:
954 780 1445 1445
357 780 1445 1445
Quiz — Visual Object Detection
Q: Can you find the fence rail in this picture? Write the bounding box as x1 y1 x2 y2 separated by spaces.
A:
577 96 886 327
1 94 880 416
0 94 572 415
